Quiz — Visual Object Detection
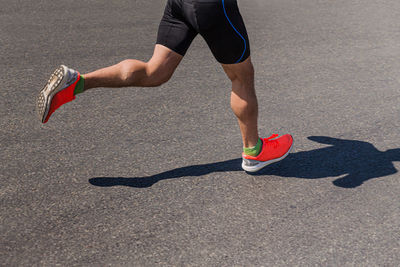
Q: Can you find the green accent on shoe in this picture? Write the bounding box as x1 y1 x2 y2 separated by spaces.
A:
243 138 262 157
73 76 85 95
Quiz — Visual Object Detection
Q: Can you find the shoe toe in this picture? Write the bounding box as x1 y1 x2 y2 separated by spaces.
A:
281 134 293 146
277 134 293 155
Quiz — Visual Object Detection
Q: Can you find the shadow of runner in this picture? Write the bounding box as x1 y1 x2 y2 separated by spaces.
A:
89 158 242 188
89 136 400 188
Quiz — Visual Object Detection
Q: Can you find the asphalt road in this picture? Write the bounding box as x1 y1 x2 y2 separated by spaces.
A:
1 0 400 266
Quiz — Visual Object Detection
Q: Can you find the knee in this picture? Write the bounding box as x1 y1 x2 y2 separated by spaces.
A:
117 59 173 87
147 70 172 87
226 62 254 84
145 62 174 87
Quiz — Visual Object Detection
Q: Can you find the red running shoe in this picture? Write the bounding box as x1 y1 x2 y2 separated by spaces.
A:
242 134 293 172
36 65 80 123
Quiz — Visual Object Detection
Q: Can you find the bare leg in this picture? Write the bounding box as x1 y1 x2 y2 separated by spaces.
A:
83 44 183 90
221 57 259 148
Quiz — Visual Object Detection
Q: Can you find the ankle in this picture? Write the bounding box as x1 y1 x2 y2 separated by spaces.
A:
73 75 85 95
243 138 262 156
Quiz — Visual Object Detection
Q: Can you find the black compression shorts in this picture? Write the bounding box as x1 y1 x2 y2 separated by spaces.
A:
156 0 250 64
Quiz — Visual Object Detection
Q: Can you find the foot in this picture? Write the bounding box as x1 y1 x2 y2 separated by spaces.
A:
36 65 80 123
242 134 293 172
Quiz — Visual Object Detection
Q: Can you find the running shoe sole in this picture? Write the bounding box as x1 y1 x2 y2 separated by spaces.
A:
36 65 67 123
242 141 294 172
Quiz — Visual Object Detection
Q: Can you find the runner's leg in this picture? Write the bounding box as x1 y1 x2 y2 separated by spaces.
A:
221 56 259 148
83 44 183 90
38 0 195 123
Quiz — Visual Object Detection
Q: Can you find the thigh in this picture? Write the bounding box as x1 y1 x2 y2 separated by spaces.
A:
195 0 250 64
156 0 198 57
147 44 184 82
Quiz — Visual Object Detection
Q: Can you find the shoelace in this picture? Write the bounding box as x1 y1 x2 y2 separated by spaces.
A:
265 134 280 149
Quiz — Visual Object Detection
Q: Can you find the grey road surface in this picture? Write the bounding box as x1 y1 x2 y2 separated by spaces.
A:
1 0 400 266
